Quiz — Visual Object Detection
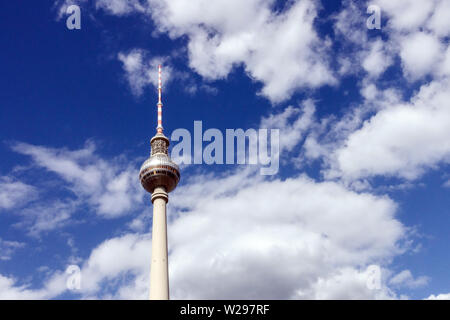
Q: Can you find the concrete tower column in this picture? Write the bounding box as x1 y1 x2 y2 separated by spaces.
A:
149 187 169 300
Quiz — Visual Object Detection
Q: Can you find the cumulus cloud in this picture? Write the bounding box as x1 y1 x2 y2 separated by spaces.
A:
440 47 450 78
0 165 412 299
61 166 412 299
76 233 151 299
56 0 450 103
295 267 394 299
60 0 336 102
362 39 393 78
167 169 406 299
327 79 450 181
299 77 450 185
374 0 435 32
0 234 151 300
159 0 336 102
0 275 44 300
399 31 443 80
309 0 450 185
372 0 449 80
426 293 450 300
427 0 450 37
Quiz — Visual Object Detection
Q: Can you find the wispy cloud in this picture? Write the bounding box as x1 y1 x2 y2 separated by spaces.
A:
13 200 79 237
0 239 25 261
118 49 173 97
12 141 144 219
389 270 429 289
0 176 37 211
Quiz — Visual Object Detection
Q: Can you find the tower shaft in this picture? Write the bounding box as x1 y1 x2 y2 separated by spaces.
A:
149 187 169 300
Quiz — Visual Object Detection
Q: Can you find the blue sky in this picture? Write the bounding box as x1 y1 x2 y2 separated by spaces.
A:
0 0 449 299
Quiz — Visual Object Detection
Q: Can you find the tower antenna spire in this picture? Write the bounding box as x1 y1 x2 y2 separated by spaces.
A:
157 64 163 134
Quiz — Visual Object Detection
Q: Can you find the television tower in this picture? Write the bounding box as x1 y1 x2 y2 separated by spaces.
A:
139 65 180 300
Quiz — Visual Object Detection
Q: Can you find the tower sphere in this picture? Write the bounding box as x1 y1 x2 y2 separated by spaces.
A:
139 133 180 194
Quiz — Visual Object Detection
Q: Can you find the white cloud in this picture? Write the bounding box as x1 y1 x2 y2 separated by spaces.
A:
426 293 450 300
0 165 412 299
0 234 150 299
372 0 449 81
295 267 394 299
12 141 143 218
0 177 37 210
334 0 368 46
399 31 443 80
0 275 43 300
167 169 405 299
427 0 450 37
128 209 152 233
85 0 336 102
374 0 435 32
15 200 78 237
95 0 146 16
327 79 450 181
0 239 25 261
362 39 393 78
439 46 450 78
335 0 448 84
312 1 450 185
333 1 394 80
53 0 88 19
77 233 151 298
0 271 67 300
260 99 315 153
389 270 429 289
118 49 172 97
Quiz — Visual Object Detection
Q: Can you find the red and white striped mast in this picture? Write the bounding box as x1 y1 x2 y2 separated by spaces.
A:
157 64 163 134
